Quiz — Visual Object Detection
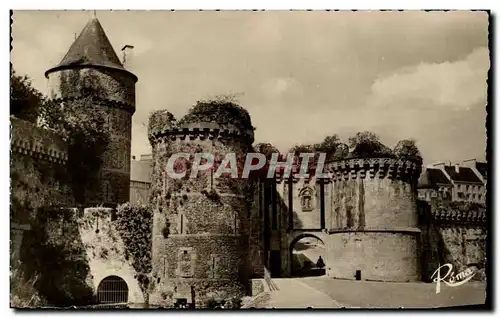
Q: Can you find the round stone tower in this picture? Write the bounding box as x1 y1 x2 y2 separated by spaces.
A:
45 18 137 206
148 102 254 306
325 158 422 282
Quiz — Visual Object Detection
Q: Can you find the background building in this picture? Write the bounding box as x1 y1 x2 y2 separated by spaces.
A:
130 154 153 205
418 160 487 204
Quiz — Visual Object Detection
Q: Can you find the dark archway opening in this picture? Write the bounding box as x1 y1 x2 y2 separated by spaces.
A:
290 235 326 277
97 275 129 304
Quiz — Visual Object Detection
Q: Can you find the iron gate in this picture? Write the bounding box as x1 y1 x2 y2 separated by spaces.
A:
97 276 129 304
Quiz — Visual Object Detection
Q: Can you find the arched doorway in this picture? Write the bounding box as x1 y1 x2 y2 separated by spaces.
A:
290 234 326 277
97 275 129 304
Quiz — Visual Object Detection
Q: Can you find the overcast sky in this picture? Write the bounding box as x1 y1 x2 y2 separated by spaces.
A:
11 10 489 164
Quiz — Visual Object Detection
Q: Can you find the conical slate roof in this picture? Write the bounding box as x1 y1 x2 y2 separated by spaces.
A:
45 18 137 82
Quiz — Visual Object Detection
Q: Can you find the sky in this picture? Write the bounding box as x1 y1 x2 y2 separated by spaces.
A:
11 10 489 164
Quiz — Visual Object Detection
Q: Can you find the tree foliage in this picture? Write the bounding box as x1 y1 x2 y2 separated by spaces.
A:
253 142 280 160
38 72 110 204
287 135 348 173
19 207 94 307
115 203 153 296
347 131 395 159
393 139 423 162
289 134 349 162
148 110 177 139
10 68 43 123
289 144 314 155
10 265 46 308
313 135 341 153
283 132 423 163
11 69 111 205
178 99 254 132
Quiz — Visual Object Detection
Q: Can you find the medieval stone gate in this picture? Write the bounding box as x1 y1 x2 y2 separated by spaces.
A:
283 230 328 278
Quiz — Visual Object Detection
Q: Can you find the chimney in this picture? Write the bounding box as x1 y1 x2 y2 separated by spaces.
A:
455 163 460 174
121 45 135 67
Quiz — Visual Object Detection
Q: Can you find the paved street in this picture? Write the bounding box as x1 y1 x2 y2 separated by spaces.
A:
299 277 487 308
266 278 343 308
256 277 486 309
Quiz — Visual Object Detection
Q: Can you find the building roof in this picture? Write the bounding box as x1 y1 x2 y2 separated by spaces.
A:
444 166 483 184
475 162 488 179
418 168 452 189
130 159 153 183
417 170 433 189
45 18 137 82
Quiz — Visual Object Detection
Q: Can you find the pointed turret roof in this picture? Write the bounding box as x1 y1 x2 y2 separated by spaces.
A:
45 18 137 82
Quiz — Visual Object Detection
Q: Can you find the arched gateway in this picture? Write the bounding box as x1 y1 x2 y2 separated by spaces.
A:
97 275 129 304
289 233 326 277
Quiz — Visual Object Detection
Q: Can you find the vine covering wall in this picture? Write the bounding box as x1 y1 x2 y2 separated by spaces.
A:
45 67 135 205
19 207 94 307
418 200 487 282
78 206 147 305
17 205 150 307
115 203 153 298
10 117 72 226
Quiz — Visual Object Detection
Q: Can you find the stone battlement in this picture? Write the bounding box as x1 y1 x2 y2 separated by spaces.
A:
10 116 68 164
422 206 487 225
272 157 421 183
149 123 254 143
327 157 421 181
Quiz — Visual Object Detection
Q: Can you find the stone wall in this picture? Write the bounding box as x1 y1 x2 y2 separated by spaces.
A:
47 67 135 205
326 158 421 282
79 208 144 304
17 206 144 306
248 182 265 279
418 200 487 282
18 207 94 306
291 178 322 229
130 181 151 205
328 158 420 231
10 116 71 263
47 68 135 105
326 232 420 282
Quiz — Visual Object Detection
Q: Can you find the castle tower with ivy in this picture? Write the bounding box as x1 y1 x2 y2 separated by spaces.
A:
45 17 137 206
148 103 255 306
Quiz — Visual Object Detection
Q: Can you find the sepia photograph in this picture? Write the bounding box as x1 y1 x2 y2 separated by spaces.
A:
9 9 490 309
